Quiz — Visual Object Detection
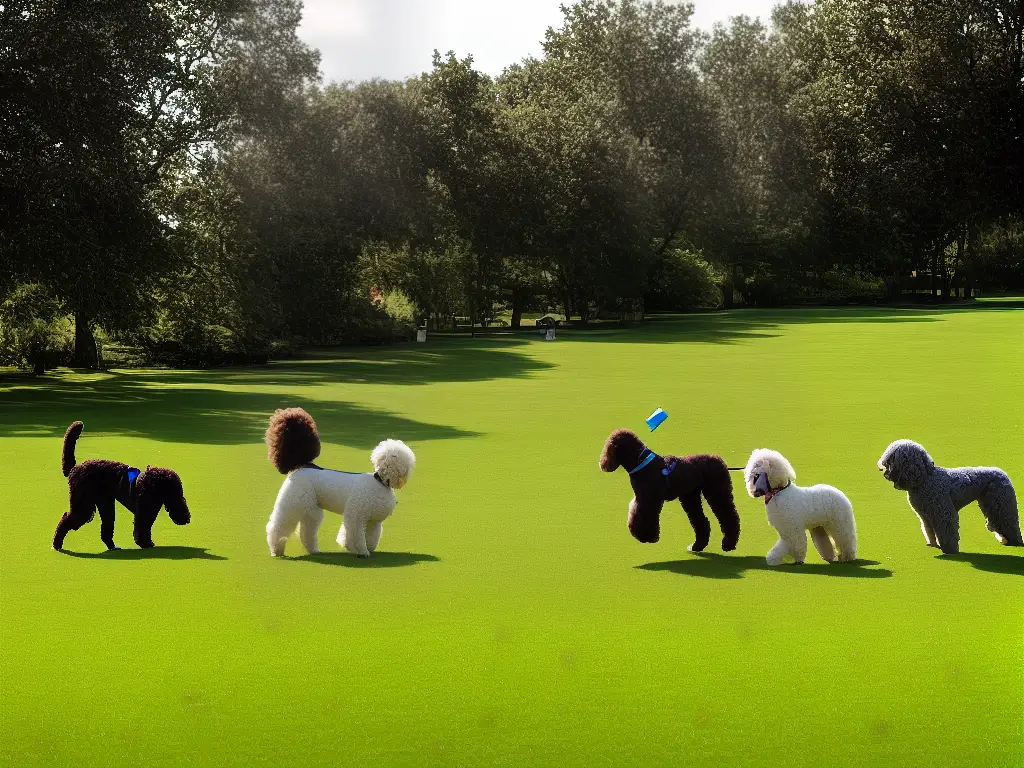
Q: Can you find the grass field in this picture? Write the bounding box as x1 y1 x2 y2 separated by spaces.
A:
2 307 1022 767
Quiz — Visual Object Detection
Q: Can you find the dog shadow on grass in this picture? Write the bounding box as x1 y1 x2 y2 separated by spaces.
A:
292 551 440 568
936 552 1024 575
58 546 227 561
637 552 893 580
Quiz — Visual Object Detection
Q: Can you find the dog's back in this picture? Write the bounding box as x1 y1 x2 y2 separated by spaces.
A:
666 453 732 498
941 466 1012 509
271 467 395 522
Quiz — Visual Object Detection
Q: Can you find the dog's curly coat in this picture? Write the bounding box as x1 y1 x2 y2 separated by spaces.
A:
600 429 740 551
53 422 191 551
878 439 1022 554
744 448 857 565
264 408 415 557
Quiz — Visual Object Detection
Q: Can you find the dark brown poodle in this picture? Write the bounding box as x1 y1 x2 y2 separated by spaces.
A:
53 422 191 551
600 429 740 551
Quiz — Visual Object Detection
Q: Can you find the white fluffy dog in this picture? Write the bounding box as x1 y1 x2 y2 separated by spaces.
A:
744 448 857 565
264 408 415 557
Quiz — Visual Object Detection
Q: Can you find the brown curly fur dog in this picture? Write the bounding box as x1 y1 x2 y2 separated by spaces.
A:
600 429 740 551
53 422 191 551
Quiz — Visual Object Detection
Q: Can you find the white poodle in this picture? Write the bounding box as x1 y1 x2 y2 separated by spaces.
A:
264 408 415 557
743 448 857 565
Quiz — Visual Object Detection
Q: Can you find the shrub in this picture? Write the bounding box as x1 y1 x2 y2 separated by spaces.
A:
645 250 723 312
0 284 73 374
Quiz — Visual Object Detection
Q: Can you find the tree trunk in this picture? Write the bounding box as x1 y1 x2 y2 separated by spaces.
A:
722 262 738 309
510 291 523 330
32 357 45 376
73 312 99 369
930 247 938 298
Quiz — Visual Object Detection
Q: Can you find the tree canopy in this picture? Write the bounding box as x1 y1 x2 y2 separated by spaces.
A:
2 0 1021 369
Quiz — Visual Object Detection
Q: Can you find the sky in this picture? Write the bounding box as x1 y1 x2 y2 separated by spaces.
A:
297 0 791 84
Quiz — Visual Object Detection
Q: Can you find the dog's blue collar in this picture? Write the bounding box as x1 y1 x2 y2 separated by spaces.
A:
629 450 658 474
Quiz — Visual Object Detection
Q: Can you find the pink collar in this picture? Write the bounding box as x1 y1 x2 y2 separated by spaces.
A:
763 483 790 504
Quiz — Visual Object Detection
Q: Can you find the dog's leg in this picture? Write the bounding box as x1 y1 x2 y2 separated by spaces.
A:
366 521 384 553
96 497 122 550
53 504 95 551
627 497 663 544
266 519 295 557
341 510 371 558
766 538 791 566
132 506 158 549
297 509 324 555
915 511 939 548
919 497 960 555
767 527 806 566
979 488 1023 546
786 532 808 564
701 485 740 552
679 492 711 552
810 527 836 563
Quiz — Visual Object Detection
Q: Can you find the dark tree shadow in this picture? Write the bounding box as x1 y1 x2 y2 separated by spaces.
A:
291 551 440 568
57 546 227 560
0 381 479 447
637 552 893 579
0 338 547 446
936 551 1024 575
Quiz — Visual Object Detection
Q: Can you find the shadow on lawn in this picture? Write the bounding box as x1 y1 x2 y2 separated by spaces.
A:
57 546 227 561
936 551 1024 575
0 338 545 446
0 376 481 448
291 551 440 568
637 552 893 579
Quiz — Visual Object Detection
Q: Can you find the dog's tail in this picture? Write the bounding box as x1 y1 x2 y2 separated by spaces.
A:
62 421 85 477
266 408 321 474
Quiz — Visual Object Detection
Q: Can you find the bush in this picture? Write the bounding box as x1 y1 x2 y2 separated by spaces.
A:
379 290 418 339
809 270 885 303
139 314 273 368
741 273 795 307
0 284 73 374
645 250 723 312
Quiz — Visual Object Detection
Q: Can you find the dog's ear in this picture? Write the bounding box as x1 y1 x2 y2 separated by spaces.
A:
599 433 620 472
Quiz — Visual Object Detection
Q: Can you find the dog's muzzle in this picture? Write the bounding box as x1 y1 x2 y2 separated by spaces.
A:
752 472 772 498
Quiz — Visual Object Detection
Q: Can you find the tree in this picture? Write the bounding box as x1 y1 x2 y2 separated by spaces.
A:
0 0 318 365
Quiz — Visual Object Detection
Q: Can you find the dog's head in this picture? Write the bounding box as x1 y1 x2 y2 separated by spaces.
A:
743 448 796 498
877 440 934 491
599 429 648 473
136 467 191 525
371 439 416 490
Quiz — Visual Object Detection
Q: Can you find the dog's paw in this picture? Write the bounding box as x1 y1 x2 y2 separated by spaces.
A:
687 542 707 553
721 539 738 552
357 553 371 559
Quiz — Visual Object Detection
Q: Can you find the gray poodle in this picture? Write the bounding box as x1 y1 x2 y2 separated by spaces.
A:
878 439 1023 554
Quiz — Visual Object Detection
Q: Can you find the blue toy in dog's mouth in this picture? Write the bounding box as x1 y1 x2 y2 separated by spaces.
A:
646 408 668 432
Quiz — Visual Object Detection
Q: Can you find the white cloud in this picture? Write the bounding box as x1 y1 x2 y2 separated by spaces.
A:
298 0 791 83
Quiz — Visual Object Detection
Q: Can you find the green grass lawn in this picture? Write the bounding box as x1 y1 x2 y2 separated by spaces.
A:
2 307 1022 767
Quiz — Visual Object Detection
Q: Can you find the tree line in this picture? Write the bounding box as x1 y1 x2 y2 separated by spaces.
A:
2 0 1022 371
